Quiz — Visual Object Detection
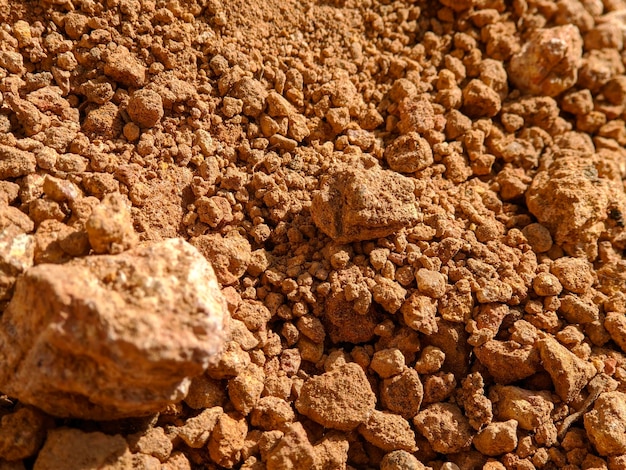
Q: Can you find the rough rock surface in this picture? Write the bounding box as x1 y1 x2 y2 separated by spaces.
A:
585 391 626 456
311 164 419 243
413 402 473 454
509 25 583 97
526 155 626 259
295 363 376 431
0 238 228 419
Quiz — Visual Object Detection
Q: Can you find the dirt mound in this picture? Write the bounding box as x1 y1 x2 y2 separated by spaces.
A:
2 0 626 468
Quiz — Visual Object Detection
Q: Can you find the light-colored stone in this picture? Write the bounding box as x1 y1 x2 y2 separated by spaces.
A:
295 363 376 431
585 391 626 456
311 165 419 243
0 238 228 419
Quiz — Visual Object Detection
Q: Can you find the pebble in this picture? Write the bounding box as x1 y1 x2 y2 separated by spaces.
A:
295 363 376 431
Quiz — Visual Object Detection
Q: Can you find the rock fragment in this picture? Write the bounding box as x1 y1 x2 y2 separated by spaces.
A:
526 155 626 259
207 412 248 469
86 192 138 254
103 45 146 88
191 232 252 286
490 385 554 432
550 256 594 294
380 367 423 419
311 165 419 243
474 340 541 384
413 402 473 454
509 25 583 97
0 407 48 461
384 132 433 173
0 238 228 419
128 89 164 128
585 391 626 456
537 335 596 403
33 428 132 470
358 410 417 452
0 145 37 179
472 420 518 456
380 450 429 470
295 363 376 431
265 422 316 470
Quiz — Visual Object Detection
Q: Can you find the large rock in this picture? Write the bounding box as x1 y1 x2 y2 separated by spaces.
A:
0 238 229 419
311 164 419 243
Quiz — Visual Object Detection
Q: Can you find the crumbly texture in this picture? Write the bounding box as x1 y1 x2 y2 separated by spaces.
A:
2 0 626 468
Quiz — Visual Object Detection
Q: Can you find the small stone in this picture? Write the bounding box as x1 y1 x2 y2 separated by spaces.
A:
413 403 473 454
472 420 518 456
372 277 407 314
0 51 25 75
128 427 173 462
250 396 295 431
381 367 423 419
312 431 349 470
104 45 146 88
585 391 626 456
401 292 438 335
550 257 594 294
191 232 252 286
0 407 48 461
416 268 447 299
538 335 596 403
184 375 226 409
370 348 406 378
295 363 376 431
207 412 248 469
128 89 164 128
228 363 265 415
380 450 428 470
33 428 132 470
462 79 501 118
490 385 554 431
604 313 626 355
123 122 141 141
474 340 540 384
522 223 553 253
533 272 563 296
265 423 315 470
82 102 122 139
86 192 138 254
384 132 433 173
311 164 419 243
0 145 36 179
177 407 223 448
0 238 228 419
509 25 583 97
358 410 417 452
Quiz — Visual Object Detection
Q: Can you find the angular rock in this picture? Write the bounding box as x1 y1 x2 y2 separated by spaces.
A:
413 402 473 454
490 385 554 432
191 232 252 286
537 335 596 403
474 340 540 384
0 238 229 419
358 410 417 452
33 428 132 470
295 363 376 431
585 391 626 456
0 406 49 461
472 420 518 456
311 165 419 243
526 155 626 259
86 192 138 254
0 145 36 179
509 25 583 97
